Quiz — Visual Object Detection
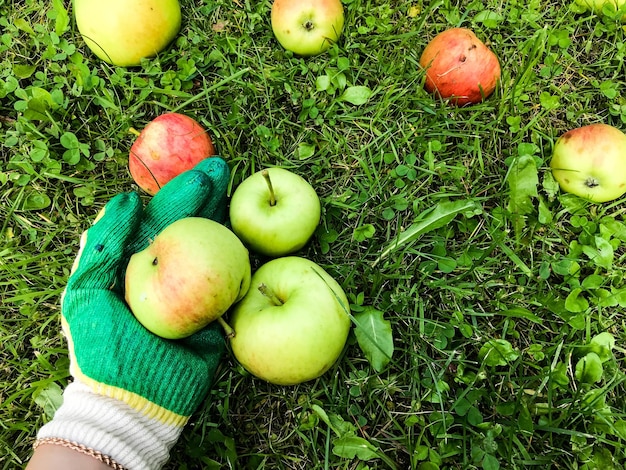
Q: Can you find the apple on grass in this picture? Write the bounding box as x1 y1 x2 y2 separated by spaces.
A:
419 28 501 106
129 113 216 196
550 123 626 203
229 256 351 385
74 0 181 67
271 0 345 56
574 0 626 21
229 168 321 258
125 217 251 340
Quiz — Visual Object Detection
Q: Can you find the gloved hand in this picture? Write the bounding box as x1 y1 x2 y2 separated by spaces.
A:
35 157 231 469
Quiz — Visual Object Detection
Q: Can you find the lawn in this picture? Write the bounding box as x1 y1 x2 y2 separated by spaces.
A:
2 0 626 469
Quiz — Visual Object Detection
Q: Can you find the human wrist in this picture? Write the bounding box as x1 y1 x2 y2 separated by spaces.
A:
36 381 184 470
27 442 115 470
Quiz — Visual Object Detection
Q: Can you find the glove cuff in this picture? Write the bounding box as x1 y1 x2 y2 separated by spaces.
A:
37 381 184 470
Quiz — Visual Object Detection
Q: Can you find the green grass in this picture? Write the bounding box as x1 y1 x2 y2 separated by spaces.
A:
3 0 626 468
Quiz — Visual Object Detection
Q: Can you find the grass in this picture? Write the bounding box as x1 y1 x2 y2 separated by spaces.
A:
3 0 626 468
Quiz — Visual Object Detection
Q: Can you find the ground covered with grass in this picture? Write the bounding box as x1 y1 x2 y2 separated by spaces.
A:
3 0 626 469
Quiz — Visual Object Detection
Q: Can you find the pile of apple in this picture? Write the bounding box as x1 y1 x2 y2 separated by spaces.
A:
80 0 626 390
73 0 345 67
124 113 350 386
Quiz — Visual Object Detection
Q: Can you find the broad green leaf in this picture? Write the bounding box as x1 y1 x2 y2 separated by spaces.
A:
60 131 79 149
353 308 394 372
311 404 330 428
507 155 538 236
21 192 52 211
600 80 618 99
537 195 553 224
22 87 57 121
297 142 315 160
13 64 36 79
478 339 519 367
14 18 35 35
353 223 375 242
550 362 570 388
565 288 589 313
339 86 372 105
333 435 379 460
311 405 355 437
52 0 70 35
11 188 52 211
539 91 559 109
575 353 603 384
474 10 504 27
482 453 501 470
600 216 626 241
581 274 605 290
588 332 615 362
373 199 482 266
582 237 613 270
316 75 331 92
33 382 63 419
63 148 81 165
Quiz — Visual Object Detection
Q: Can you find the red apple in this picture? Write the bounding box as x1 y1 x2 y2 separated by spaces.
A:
419 28 501 106
129 113 216 195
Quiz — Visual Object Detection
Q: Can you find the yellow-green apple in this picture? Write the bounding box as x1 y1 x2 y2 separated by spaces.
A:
229 256 351 385
229 168 321 257
419 28 501 106
550 123 626 203
271 0 344 56
129 113 216 196
125 217 251 339
73 0 181 67
574 0 626 21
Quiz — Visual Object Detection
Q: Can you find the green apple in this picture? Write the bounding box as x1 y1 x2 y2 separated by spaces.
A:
550 123 626 203
73 0 181 67
574 0 626 20
125 217 251 339
271 0 345 56
229 256 351 385
229 168 321 257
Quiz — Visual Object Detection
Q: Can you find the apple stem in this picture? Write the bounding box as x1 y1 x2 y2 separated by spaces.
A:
262 169 277 207
258 283 283 306
128 127 141 137
217 316 235 338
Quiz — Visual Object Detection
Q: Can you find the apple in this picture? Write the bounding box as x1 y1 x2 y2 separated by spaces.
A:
73 0 181 67
550 123 626 203
229 168 321 258
271 0 345 56
125 217 251 339
419 28 501 106
129 113 216 196
229 256 351 385
574 0 626 21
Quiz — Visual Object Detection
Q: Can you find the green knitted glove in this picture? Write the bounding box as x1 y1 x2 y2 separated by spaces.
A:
36 157 231 469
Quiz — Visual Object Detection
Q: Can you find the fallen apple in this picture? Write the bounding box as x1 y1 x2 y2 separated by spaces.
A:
125 217 251 339
129 113 216 196
229 168 321 257
574 0 626 21
271 0 345 56
419 27 501 106
74 0 181 67
550 123 626 203
229 256 351 385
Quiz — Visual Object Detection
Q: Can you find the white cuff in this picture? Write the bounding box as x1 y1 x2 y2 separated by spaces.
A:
37 381 183 469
